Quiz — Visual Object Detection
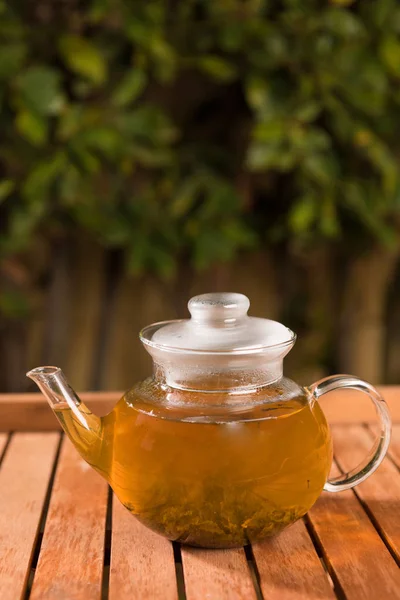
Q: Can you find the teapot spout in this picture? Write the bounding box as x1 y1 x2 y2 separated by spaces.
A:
27 366 103 468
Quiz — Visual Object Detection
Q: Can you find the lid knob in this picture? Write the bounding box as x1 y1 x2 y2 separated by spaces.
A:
188 293 250 324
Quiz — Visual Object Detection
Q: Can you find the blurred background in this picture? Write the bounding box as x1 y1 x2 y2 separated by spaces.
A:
1 0 400 393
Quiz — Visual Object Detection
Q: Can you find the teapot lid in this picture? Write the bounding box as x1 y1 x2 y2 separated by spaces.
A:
141 292 295 353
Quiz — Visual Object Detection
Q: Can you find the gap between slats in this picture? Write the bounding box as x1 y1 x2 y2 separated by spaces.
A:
22 448 346 600
251 517 338 600
101 488 113 600
13 425 399 600
173 543 187 600
0 433 61 600
173 541 264 600
303 516 346 600
28 437 109 600
21 441 113 600
23 433 63 600
350 423 400 566
0 432 12 467
307 431 400 600
243 544 265 600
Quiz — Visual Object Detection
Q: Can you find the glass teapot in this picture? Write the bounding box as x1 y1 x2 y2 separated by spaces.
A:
27 293 391 549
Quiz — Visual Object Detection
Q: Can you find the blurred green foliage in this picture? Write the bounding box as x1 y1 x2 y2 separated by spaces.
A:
1 0 400 285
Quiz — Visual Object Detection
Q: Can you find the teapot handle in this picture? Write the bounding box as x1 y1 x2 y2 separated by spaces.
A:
309 375 391 493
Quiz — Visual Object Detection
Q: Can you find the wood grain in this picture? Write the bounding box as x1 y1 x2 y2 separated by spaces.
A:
308 458 400 599
385 423 400 468
0 433 59 600
30 437 108 600
317 386 400 425
252 518 335 599
64 238 107 391
102 276 165 390
109 496 178 600
181 547 257 600
333 424 400 561
0 391 120 431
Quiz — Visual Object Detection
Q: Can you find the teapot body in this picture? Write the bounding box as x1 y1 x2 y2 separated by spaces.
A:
28 293 391 549
98 376 332 548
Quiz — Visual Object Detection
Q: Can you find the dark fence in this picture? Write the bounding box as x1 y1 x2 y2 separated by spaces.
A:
1 235 399 393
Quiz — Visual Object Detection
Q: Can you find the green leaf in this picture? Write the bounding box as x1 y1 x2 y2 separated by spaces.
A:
120 107 177 144
17 66 64 115
220 22 244 51
245 78 269 112
302 154 338 183
197 56 236 82
0 179 14 203
343 180 397 244
149 245 176 279
88 0 112 22
131 146 172 167
289 196 316 234
22 153 66 203
221 220 257 247
319 196 340 237
324 8 365 38
57 104 83 140
253 121 285 143
59 35 107 84
303 128 331 152
169 177 203 218
69 141 100 173
380 36 400 77
16 110 48 146
77 127 124 159
294 102 321 123
112 70 147 107
149 37 177 83
0 43 26 79
193 229 229 269
1 206 45 255
59 165 80 205
246 143 296 172
0 290 29 319
363 0 398 29
126 19 150 44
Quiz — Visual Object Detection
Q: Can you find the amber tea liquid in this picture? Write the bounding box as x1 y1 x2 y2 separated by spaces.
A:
56 379 332 548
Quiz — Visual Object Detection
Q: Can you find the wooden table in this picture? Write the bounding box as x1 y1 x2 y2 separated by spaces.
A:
1 387 400 600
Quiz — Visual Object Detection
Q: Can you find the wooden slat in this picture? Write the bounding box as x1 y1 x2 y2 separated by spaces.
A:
0 386 399 431
0 433 59 600
385 423 400 467
308 456 400 600
0 391 120 431
252 518 335 599
317 385 400 425
181 547 257 600
109 496 178 600
30 438 108 600
333 425 400 561
0 433 8 459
